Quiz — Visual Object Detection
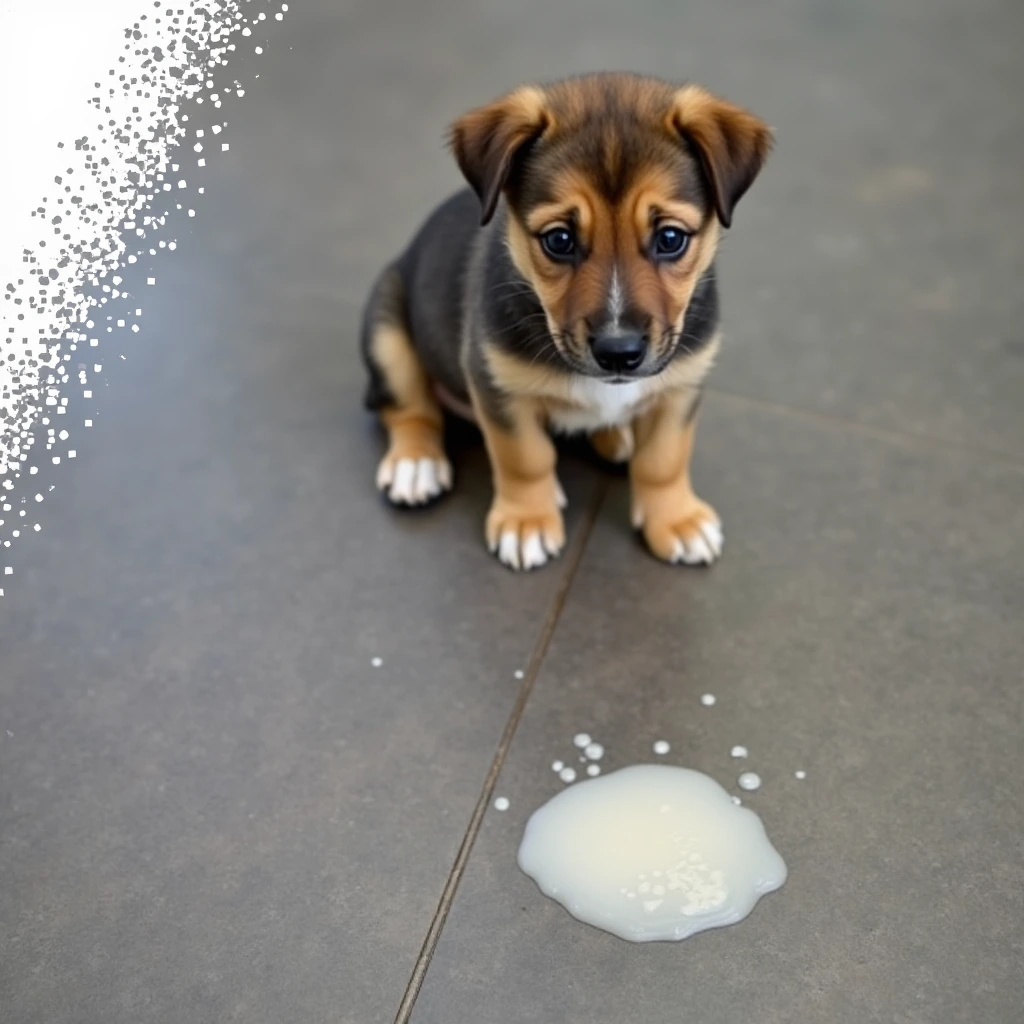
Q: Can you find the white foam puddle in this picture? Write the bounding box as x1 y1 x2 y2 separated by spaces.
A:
518 764 787 943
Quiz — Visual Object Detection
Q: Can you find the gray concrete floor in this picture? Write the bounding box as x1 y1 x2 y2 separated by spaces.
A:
3 1 1023 1022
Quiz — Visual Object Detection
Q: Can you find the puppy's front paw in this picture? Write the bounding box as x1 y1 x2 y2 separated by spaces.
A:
486 489 565 571
377 451 453 506
631 484 723 566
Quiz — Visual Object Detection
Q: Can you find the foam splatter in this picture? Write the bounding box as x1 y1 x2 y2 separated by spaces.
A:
1 0 289 593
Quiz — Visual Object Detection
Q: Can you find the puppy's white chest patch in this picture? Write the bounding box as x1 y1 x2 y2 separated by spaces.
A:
549 378 649 434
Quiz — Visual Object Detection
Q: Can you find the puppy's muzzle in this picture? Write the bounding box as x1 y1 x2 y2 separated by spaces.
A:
588 330 648 375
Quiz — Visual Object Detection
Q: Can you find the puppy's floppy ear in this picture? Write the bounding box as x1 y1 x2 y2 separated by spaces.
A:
669 85 773 229
448 86 550 226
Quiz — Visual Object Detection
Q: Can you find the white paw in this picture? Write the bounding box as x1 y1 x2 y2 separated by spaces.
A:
377 456 452 506
669 519 723 565
490 526 564 571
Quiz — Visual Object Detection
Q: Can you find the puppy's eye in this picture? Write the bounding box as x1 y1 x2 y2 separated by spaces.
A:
653 225 689 260
540 227 576 261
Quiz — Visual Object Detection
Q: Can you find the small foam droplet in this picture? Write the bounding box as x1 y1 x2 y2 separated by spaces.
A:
795 770 806 780
700 693 716 706
731 746 748 759
738 772 761 792
731 795 742 805
559 767 577 784
653 740 670 756
573 733 592 749
551 761 564 773
586 764 601 777
584 742 604 761
370 656 383 668
513 669 524 680
493 797 510 812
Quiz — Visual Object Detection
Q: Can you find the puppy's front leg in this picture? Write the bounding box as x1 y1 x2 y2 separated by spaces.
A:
630 390 723 566
470 387 566 571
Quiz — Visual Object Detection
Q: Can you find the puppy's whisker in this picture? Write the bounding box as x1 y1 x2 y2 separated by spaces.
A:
486 279 540 299
501 312 552 336
518 332 563 374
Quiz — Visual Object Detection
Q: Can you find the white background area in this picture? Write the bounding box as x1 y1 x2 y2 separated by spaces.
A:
0 0 147 287
0 0 277 586
0 1 158 474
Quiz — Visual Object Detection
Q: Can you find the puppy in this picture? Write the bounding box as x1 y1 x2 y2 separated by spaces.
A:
360 72 772 571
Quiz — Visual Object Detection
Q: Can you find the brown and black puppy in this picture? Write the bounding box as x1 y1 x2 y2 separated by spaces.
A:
360 72 772 571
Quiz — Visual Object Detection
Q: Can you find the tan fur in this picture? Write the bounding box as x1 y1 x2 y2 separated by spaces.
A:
590 424 635 464
650 331 721 392
371 322 447 477
629 390 718 562
468 384 565 564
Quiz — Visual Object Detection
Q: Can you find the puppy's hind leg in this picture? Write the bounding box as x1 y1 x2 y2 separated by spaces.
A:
361 266 452 506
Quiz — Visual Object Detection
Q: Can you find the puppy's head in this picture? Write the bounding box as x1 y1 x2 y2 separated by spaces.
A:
449 73 772 380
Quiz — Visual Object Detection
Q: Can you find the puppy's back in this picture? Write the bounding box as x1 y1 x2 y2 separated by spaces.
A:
395 189 481 397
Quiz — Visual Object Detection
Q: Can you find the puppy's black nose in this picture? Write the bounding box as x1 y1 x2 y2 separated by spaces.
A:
589 332 647 374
